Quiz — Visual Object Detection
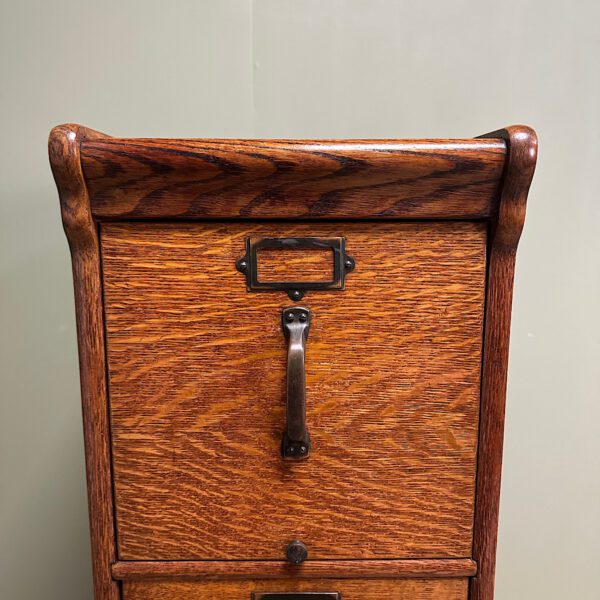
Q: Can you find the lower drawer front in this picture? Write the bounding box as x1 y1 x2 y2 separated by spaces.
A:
122 578 468 600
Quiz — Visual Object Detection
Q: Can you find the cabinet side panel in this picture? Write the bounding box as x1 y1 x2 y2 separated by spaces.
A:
49 124 119 600
471 126 538 600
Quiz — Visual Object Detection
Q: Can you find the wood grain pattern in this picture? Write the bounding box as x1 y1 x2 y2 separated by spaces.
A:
470 126 538 600
50 123 537 599
80 136 506 220
101 221 487 561
122 577 468 600
48 124 119 600
257 246 334 282
112 558 477 580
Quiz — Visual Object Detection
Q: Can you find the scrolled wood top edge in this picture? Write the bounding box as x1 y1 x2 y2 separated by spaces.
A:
48 124 91 248
49 123 517 155
49 124 112 248
479 125 538 250
49 124 536 222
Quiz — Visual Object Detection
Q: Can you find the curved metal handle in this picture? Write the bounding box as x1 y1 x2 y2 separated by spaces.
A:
281 307 311 460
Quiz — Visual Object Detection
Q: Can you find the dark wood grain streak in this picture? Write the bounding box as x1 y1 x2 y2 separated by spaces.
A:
80 136 506 220
111 558 477 580
48 124 119 600
470 126 538 600
122 577 468 600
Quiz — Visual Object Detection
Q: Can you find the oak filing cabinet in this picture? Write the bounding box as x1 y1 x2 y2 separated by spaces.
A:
49 124 537 600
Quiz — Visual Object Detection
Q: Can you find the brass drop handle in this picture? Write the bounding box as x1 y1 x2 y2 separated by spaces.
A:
281 307 311 460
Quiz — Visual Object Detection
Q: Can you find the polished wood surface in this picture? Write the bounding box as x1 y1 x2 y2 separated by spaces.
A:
48 126 119 600
101 221 486 561
122 577 469 600
112 558 477 580
470 126 538 600
50 123 537 600
257 245 334 282
80 132 505 220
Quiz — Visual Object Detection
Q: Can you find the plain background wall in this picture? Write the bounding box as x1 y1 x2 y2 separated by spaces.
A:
1 1 598 598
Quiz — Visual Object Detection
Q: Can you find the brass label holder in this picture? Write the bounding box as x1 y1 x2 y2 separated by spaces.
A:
236 237 355 301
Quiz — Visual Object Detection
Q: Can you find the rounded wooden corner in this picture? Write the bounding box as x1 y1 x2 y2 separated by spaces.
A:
48 124 107 248
480 125 538 250
503 124 538 188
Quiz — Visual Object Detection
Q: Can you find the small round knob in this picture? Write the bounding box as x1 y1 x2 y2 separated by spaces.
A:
285 540 308 564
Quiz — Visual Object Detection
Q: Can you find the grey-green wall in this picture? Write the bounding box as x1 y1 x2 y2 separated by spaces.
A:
1 2 598 598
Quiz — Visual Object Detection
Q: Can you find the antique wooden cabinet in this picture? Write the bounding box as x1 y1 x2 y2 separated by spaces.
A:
49 124 537 600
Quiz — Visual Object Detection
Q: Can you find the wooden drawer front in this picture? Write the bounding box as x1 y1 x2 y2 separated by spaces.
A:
121 578 469 600
102 221 486 561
